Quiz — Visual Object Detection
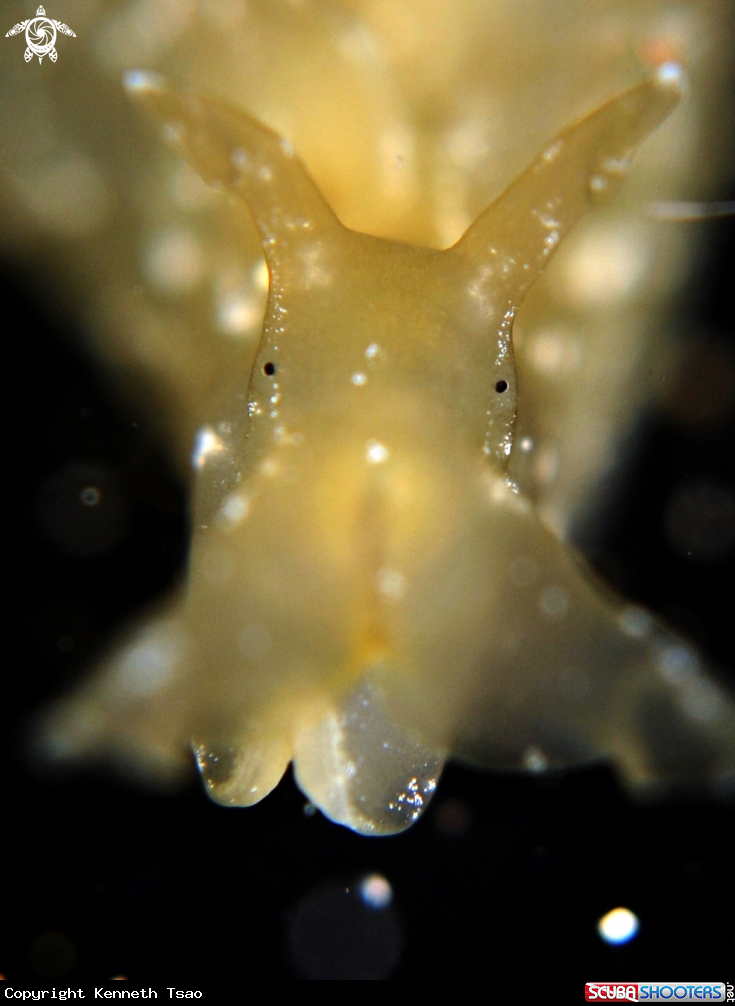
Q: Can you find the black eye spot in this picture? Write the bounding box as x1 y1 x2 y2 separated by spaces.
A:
263 362 276 376
495 380 508 393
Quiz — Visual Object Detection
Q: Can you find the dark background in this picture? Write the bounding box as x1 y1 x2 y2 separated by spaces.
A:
2 194 734 986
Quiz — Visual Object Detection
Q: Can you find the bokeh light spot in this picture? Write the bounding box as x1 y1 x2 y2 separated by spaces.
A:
36 463 129 557
29 932 77 977
360 874 393 909
597 907 640 945
287 878 402 979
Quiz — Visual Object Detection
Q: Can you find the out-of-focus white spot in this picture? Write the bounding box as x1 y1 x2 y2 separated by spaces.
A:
366 440 389 464
238 623 272 662
482 472 528 512
597 907 639 945
214 270 265 338
618 606 653 639
467 265 495 320
146 228 204 294
299 244 332 289
560 227 649 307
260 458 280 478
509 556 538 587
192 427 226 469
352 372 368 386
540 585 568 619
337 22 379 64
122 69 165 93
484 473 509 504
540 503 570 541
284 215 313 233
231 148 248 171
655 644 699 685
16 153 109 238
519 437 534 453
377 568 406 601
80 486 102 507
655 60 686 91
542 140 563 163
677 678 724 723
274 426 303 447
601 155 631 178
44 706 101 758
522 746 548 773
216 492 250 530
445 116 492 171
216 290 261 337
365 343 383 361
360 874 393 910
115 624 184 698
534 445 559 485
527 327 581 375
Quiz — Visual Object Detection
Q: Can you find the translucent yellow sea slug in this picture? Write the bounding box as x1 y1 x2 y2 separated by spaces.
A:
43 64 735 835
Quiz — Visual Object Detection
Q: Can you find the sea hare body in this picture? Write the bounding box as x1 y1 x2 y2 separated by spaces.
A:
43 67 735 834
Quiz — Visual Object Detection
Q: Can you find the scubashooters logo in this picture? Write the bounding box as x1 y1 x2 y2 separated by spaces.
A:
5 6 76 63
585 984 728 1002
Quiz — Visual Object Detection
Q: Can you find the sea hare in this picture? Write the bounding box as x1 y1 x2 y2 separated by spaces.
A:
41 65 735 835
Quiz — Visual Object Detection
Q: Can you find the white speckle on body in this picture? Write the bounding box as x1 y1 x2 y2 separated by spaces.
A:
216 492 250 529
540 585 569 619
377 568 407 601
618 606 653 639
145 227 204 294
192 426 226 469
114 624 185 698
366 440 389 464
654 643 699 685
560 226 649 307
522 746 548 773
